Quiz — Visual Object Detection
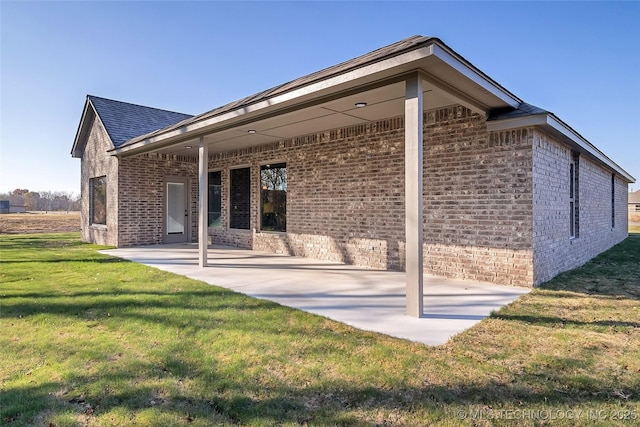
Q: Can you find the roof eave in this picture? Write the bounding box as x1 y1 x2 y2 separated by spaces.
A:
110 39 521 157
71 97 116 158
71 100 94 158
487 114 636 183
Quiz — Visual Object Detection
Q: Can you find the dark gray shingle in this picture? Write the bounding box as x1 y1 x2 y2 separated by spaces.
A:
487 102 549 121
88 95 193 147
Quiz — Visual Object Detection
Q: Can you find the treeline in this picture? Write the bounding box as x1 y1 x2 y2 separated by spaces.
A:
0 189 81 212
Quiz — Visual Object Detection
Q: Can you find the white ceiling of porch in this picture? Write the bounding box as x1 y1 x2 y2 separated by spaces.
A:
155 80 454 157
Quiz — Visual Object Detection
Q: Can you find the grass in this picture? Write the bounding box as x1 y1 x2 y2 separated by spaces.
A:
1 233 639 426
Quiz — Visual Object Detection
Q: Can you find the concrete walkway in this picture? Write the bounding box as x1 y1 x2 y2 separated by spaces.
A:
101 244 530 346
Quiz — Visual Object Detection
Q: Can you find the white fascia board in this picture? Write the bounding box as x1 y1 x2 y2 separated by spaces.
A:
431 45 521 108
71 101 93 157
545 115 635 182
486 114 548 132
488 114 635 183
111 47 436 156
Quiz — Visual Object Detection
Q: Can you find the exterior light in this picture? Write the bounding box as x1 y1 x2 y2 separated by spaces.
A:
355 102 367 108
184 145 192 149
248 129 257 134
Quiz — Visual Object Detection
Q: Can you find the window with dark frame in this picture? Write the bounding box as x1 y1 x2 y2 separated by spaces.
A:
90 176 107 226
230 167 251 230
208 171 222 227
569 154 579 238
611 174 615 229
260 163 287 232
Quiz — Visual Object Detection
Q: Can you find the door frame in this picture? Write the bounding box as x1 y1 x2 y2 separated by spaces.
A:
163 176 190 243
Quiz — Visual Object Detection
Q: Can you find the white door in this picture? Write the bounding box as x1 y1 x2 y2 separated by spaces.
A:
165 178 189 243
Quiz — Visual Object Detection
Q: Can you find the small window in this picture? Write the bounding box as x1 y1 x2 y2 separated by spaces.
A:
260 163 287 232
90 176 107 225
569 155 579 238
208 171 222 227
611 174 615 229
230 167 251 230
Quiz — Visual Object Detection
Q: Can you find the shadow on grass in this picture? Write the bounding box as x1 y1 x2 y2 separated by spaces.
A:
3 361 638 426
490 313 640 329
0 257 131 264
3 233 639 425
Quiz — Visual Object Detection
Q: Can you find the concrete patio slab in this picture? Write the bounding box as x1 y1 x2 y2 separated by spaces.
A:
101 244 530 346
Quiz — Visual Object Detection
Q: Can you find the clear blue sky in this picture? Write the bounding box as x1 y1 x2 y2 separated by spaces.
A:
1 1 639 194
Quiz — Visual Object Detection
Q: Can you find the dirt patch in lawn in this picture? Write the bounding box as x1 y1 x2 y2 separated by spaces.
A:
0 212 80 234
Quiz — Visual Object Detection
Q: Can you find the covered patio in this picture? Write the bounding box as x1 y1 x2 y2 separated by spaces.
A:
101 244 530 346
108 37 524 318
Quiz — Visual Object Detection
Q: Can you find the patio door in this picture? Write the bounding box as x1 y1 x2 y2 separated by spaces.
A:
164 178 189 243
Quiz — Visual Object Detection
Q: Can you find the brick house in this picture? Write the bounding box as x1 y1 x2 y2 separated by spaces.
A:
71 36 634 316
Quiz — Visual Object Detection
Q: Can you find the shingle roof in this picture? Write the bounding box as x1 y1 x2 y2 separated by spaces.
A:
88 95 193 148
629 190 640 204
120 35 440 148
487 102 549 121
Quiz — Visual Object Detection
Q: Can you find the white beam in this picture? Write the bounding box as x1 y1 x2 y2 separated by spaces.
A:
198 136 208 267
405 74 424 317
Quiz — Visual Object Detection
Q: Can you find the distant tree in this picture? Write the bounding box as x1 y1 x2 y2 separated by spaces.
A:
0 189 80 211
8 191 26 207
24 192 40 211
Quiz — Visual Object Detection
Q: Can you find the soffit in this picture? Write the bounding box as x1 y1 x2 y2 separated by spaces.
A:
113 41 520 158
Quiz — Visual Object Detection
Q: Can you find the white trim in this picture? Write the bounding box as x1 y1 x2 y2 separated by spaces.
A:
111 41 522 157
432 44 521 108
198 136 208 267
485 114 548 132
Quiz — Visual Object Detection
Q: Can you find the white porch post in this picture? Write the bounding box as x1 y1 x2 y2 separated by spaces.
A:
198 136 208 267
405 73 424 317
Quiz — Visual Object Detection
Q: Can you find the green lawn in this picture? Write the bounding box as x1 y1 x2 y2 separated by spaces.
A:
1 233 638 426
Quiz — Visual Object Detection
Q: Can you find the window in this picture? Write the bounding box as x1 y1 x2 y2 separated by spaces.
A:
230 167 251 229
208 171 222 227
90 176 107 226
260 163 287 232
569 154 579 238
611 174 615 229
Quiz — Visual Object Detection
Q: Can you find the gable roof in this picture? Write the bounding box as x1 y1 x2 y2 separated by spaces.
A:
629 190 640 204
71 95 192 157
115 35 521 151
71 36 634 184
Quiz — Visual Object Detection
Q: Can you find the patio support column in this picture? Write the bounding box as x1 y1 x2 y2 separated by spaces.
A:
198 136 208 267
405 73 424 317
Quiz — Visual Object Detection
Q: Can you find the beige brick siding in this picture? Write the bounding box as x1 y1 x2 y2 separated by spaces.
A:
79 115 119 246
118 154 198 246
82 104 629 289
209 119 406 270
424 109 533 286
532 130 628 284
205 106 534 286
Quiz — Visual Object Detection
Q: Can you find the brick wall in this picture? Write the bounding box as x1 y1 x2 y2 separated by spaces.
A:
80 115 119 246
532 130 628 284
424 108 534 286
118 154 198 246
204 106 535 286
84 103 629 289
208 119 406 270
